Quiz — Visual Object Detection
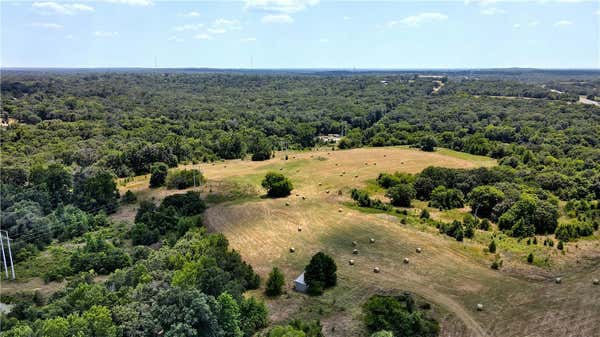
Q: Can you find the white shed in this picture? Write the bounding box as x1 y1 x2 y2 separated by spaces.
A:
294 272 308 293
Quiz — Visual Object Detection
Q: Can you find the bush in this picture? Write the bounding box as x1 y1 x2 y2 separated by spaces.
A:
385 184 416 207
304 252 337 295
121 190 137 204
557 240 564 250
488 240 496 253
527 253 534 264
479 219 490 231
420 209 430 219
130 223 159 245
166 169 204 189
554 222 594 242
265 267 285 297
149 162 168 188
261 172 293 197
351 189 391 211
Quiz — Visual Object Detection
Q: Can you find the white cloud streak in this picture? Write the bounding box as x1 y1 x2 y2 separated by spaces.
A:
32 2 94 15
94 31 119 37
554 19 573 26
31 22 63 29
244 0 319 13
261 14 294 23
389 12 448 27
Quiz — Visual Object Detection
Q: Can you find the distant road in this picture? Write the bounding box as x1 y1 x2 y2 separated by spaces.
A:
579 95 600 106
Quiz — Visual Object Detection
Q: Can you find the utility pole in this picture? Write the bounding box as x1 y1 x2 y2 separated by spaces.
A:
0 231 16 280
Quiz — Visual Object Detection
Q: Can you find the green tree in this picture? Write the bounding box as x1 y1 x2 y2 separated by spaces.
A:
42 317 69 337
304 252 337 295
83 305 117 337
385 184 416 207
420 136 437 152
261 172 293 198
30 163 72 207
467 185 504 218
429 186 464 210
149 162 168 188
265 267 285 296
371 331 394 337
527 253 534 263
217 292 243 337
268 326 306 337
74 168 119 214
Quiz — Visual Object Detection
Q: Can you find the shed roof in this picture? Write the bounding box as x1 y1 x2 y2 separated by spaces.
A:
294 272 306 285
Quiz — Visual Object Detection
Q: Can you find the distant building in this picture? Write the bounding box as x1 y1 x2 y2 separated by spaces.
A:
317 134 341 143
294 272 308 293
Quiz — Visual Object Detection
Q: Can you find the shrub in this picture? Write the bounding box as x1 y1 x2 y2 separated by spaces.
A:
130 223 159 246
385 184 416 207
420 209 430 219
554 222 594 242
527 253 534 264
557 240 564 250
265 267 285 297
149 162 168 188
166 169 204 189
261 172 293 198
479 219 490 231
488 240 496 253
304 252 337 295
121 190 137 204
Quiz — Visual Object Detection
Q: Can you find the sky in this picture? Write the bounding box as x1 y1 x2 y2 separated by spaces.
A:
1 0 599 68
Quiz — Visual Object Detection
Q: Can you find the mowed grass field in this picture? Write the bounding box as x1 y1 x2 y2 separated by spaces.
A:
118 147 600 337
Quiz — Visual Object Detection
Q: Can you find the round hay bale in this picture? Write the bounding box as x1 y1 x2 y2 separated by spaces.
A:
355 175 359 178
285 202 290 206
373 163 376 166
555 277 562 284
352 248 359 255
593 278 599 285
298 227 302 232
476 303 484 311
416 247 422 253
302 196 306 200
318 183 322 186
348 259 355 265
326 190 330 194
335 163 339 166
338 208 343 212
373 267 380 273
384 154 387 157
352 241 358 246
403 257 410 264
289 247 295 253
279 168 283 171
296 193 300 196
370 238 375 244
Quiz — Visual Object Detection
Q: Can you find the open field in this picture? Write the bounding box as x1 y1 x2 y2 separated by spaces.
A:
114 146 600 337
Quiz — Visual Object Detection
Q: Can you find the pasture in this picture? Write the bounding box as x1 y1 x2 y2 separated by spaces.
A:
117 146 600 337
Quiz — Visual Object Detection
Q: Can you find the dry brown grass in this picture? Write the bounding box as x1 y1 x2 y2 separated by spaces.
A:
116 147 600 337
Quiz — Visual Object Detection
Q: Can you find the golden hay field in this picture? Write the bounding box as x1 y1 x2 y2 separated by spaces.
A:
117 147 600 337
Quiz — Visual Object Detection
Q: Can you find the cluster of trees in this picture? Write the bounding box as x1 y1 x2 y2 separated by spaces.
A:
131 191 206 245
363 294 439 337
1 229 266 337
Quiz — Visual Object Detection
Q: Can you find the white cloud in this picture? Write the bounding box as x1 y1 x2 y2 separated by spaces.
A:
529 20 540 27
168 35 184 42
94 31 119 37
261 14 294 23
481 7 506 15
596 9 600 15
31 22 63 29
242 37 257 42
32 2 94 15
213 18 242 31
194 33 212 40
512 23 521 29
182 11 200 17
343 16 351 20
465 0 498 6
244 0 319 14
172 23 204 31
390 12 448 27
103 0 153 6
207 28 227 34
554 19 573 26
319 38 328 43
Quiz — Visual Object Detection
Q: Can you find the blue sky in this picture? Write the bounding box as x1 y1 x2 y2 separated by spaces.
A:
2 0 599 68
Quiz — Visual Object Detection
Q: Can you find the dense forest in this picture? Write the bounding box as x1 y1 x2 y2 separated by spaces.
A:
1 70 599 336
